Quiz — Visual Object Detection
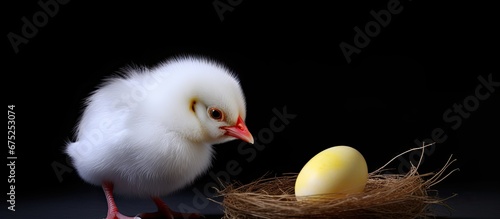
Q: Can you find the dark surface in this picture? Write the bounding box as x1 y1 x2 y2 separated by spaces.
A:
3 1 499 218
7 181 500 218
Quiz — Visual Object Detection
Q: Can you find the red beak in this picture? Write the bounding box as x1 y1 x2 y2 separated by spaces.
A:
221 116 254 144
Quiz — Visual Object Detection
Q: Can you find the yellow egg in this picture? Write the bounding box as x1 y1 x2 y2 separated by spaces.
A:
295 145 368 199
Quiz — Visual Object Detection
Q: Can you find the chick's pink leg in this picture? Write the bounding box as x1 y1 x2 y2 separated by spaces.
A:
102 181 136 219
138 197 202 219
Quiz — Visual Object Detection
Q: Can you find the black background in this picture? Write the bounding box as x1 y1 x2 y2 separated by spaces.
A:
4 0 499 218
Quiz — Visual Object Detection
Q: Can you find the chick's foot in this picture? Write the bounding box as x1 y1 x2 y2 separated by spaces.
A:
138 197 203 219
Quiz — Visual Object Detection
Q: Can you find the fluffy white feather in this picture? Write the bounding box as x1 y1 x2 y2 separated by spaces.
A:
66 56 250 198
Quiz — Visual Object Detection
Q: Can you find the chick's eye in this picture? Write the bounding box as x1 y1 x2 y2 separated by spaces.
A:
208 107 224 121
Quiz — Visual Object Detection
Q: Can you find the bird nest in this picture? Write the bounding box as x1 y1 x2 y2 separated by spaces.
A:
211 143 458 219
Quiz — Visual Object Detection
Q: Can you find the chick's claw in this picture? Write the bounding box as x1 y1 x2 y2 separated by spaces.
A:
137 197 204 219
103 212 139 219
138 212 203 219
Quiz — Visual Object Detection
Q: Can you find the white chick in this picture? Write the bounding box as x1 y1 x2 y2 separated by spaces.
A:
65 56 254 219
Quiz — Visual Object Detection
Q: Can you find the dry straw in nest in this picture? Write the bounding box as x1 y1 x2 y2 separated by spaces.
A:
212 143 458 219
